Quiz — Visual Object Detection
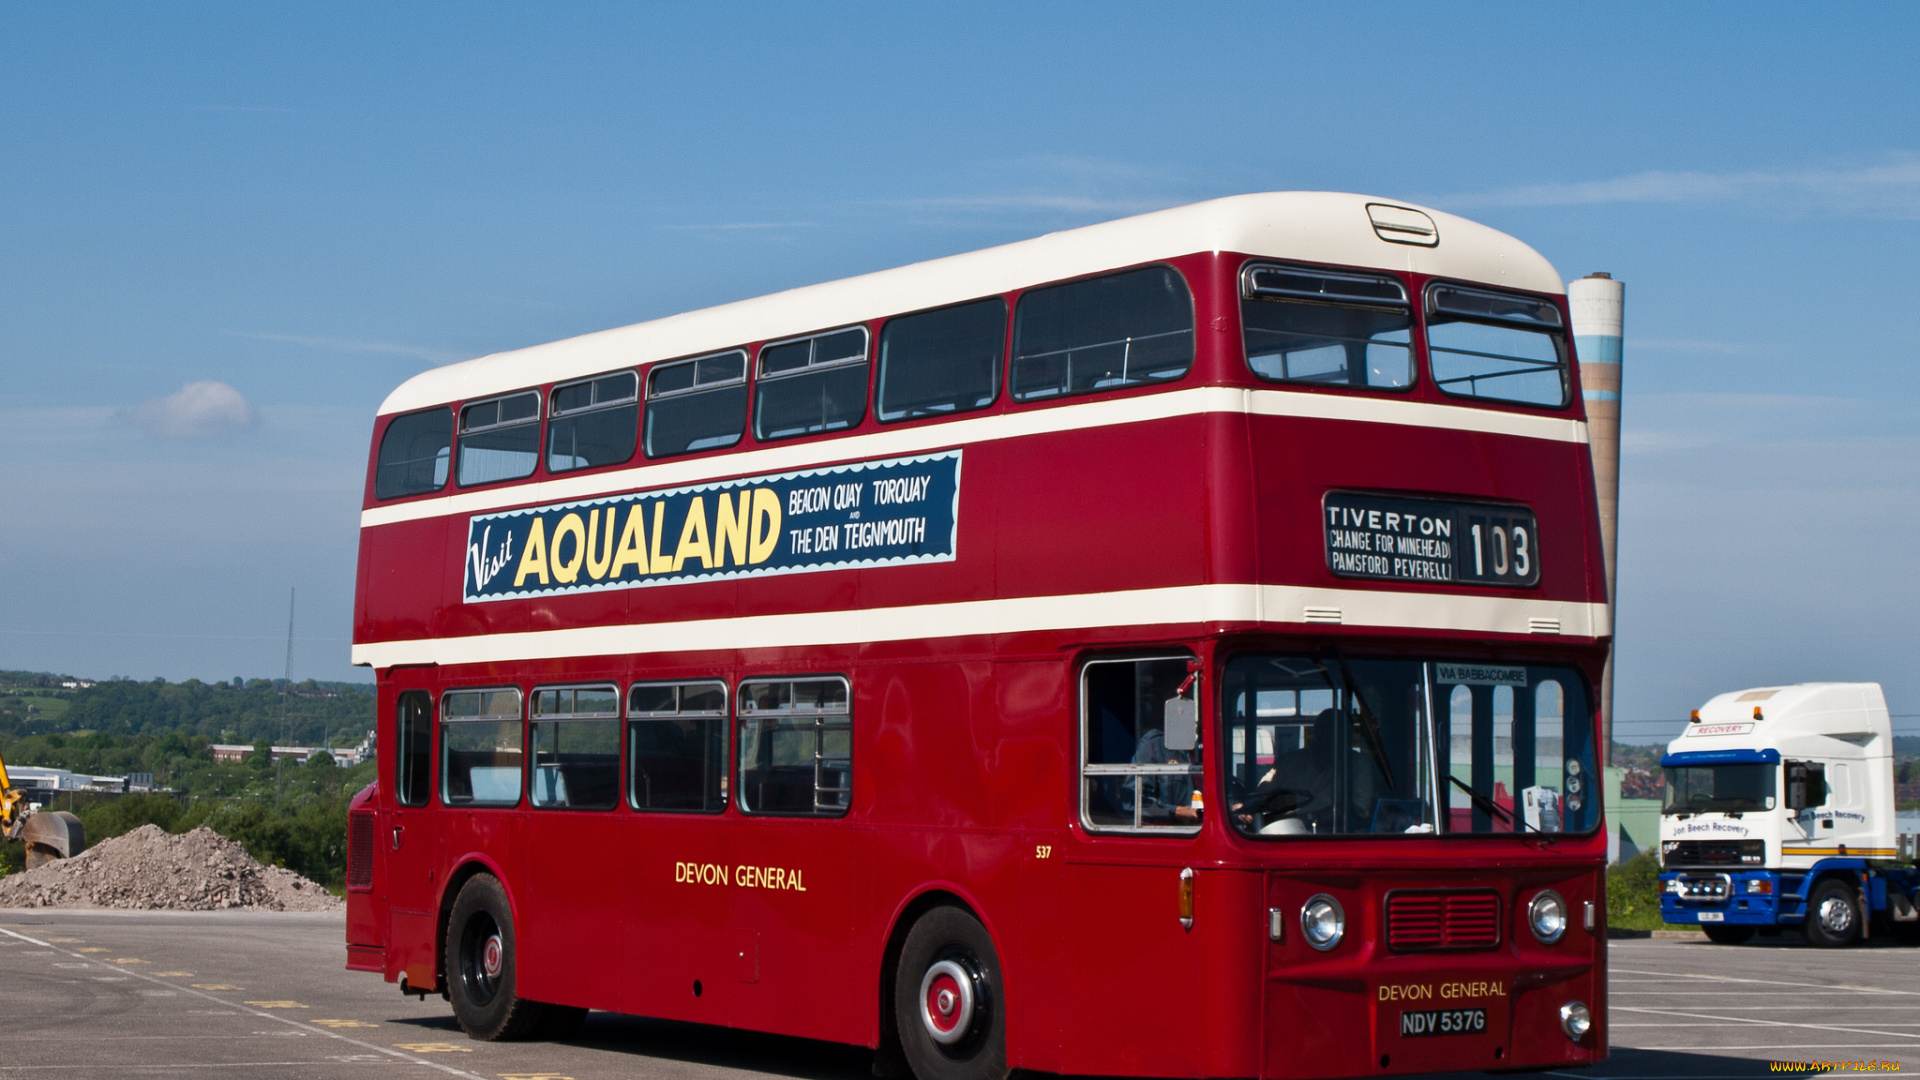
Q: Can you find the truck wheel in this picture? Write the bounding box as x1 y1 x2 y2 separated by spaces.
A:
1804 879 1860 948
1702 925 1754 945
445 874 547 1040
894 907 1008 1080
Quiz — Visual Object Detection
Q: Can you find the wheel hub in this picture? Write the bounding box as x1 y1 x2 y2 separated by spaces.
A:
483 933 504 979
919 959 976 1045
1818 895 1854 934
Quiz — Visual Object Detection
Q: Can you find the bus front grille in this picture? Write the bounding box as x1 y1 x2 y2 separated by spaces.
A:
1386 890 1501 951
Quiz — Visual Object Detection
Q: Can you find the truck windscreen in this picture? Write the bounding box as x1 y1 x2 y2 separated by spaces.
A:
1663 763 1776 814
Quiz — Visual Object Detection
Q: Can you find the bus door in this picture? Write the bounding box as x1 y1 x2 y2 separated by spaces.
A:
384 683 441 988
519 683 627 1009
621 679 737 1023
725 676 860 1043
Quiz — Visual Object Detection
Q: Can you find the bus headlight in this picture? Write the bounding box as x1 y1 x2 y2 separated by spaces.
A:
1529 890 1568 944
1559 1001 1592 1041
1300 894 1345 951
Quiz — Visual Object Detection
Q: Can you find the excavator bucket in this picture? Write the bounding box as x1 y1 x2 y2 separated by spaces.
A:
20 811 84 870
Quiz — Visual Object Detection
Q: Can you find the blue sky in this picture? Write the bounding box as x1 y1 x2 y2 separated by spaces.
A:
2 5 1916 742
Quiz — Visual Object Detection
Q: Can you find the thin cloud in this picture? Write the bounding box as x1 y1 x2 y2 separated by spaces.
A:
1630 338 1752 354
125 381 259 438
239 332 467 364
889 193 1177 215
658 221 819 231
1443 154 1920 219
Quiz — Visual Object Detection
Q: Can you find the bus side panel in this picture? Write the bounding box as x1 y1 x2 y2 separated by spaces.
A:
358 517 448 645
990 658 1070 1072
727 817 862 1043
991 418 1209 602
1057 854 1208 1077
617 809 736 1026
518 809 628 1011
863 661 990 828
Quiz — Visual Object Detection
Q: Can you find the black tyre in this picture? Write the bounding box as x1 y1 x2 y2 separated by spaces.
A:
1702 924 1754 945
894 907 1008 1080
1804 878 1860 948
445 874 546 1040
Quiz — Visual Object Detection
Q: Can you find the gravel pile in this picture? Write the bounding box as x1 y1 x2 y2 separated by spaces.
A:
0 824 340 911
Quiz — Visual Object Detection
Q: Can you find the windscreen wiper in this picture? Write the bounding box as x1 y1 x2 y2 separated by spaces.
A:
1446 773 1544 834
1316 657 1396 792
1447 774 1513 826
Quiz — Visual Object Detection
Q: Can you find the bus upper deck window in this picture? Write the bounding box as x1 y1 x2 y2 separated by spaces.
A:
754 327 870 441
1425 285 1568 408
457 391 542 486
529 684 621 810
1012 265 1192 402
441 688 525 807
375 407 452 499
547 371 638 473
645 350 747 458
876 298 1005 422
1240 264 1413 390
629 680 728 813
737 677 850 816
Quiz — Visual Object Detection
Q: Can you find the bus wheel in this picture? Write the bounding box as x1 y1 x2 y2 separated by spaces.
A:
1702 924 1754 945
895 907 1008 1080
446 874 545 1040
1804 879 1860 948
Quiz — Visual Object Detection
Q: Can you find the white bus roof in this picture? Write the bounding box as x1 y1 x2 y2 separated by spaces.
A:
379 191 1563 417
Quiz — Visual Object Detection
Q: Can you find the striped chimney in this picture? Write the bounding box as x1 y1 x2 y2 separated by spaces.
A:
1569 273 1623 766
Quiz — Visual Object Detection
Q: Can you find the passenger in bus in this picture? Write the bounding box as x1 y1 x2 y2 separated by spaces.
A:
1121 727 1199 824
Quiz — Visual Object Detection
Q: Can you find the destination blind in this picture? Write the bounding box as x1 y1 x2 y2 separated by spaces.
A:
1323 492 1539 588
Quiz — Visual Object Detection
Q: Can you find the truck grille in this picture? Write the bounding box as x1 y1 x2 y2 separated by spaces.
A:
1386 891 1501 951
347 812 375 890
1662 839 1764 868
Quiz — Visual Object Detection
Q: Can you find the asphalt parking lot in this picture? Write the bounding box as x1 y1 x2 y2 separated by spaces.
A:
0 912 1912 1080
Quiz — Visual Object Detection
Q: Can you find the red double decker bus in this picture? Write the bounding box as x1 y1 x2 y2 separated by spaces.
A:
346 192 1610 1079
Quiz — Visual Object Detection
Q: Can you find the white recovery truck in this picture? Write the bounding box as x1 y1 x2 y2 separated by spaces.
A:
1658 682 1920 946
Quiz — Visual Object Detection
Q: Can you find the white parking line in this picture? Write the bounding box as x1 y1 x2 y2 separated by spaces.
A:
0 926 487 1080
1612 967 1920 997
1613 1005 1920 1041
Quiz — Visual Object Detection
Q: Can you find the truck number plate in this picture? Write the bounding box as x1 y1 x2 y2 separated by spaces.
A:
1401 1008 1487 1038
1698 911 1725 922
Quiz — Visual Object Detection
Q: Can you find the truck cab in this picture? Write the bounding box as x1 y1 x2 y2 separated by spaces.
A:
1658 682 1920 946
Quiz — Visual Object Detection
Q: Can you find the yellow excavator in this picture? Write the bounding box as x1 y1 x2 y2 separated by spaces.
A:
0 749 85 869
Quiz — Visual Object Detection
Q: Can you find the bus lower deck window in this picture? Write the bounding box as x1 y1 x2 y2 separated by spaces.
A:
1240 264 1413 389
529 684 621 809
630 681 728 812
442 688 525 807
1013 265 1193 401
645 351 747 458
738 678 850 816
395 690 433 807
1082 657 1202 833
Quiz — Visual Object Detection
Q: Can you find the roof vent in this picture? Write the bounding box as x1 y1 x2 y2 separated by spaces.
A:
1366 203 1439 247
